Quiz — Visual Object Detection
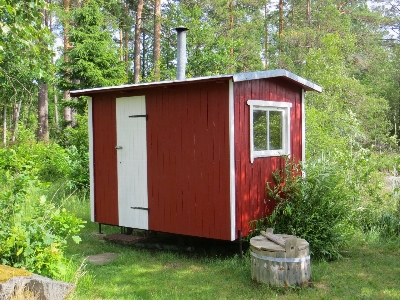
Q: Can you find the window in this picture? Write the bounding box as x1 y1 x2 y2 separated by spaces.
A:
247 100 292 162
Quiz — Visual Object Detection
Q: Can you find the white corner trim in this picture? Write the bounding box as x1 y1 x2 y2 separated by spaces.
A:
229 79 236 241
87 97 95 222
302 89 306 162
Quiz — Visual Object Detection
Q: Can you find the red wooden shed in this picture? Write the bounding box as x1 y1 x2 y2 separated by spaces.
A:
71 69 321 241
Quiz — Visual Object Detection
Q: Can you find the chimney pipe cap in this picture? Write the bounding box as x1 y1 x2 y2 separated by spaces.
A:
175 26 188 33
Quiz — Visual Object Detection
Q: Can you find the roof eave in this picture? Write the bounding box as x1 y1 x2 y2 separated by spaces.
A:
70 75 232 97
70 69 322 97
233 69 322 92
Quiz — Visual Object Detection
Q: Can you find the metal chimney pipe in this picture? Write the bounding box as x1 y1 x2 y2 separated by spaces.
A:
176 26 188 80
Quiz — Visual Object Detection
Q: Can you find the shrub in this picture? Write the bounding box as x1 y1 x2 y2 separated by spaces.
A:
59 113 90 189
0 127 73 184
251 159 353 260
0 167 85 279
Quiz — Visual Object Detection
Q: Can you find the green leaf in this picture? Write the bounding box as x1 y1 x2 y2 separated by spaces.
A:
72 235 82 244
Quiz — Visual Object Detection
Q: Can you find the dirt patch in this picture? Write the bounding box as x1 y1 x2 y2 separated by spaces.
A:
163 262 182 268
103 234 145 245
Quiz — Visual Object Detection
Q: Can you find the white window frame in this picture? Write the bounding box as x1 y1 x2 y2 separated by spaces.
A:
247 100 292 163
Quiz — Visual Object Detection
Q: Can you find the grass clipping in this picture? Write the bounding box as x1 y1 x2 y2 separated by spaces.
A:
0 265 32 282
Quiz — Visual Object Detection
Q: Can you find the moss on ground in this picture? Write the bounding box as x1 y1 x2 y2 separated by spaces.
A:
0 265 32 282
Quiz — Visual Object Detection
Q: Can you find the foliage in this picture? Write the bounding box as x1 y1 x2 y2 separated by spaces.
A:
0 126 72 183
252 159 354 261
0 169 85 278
59 112 90 189
355 165 400 238
58 0 127 91
0 131 85 278
160 1 264 79
0 0 50 63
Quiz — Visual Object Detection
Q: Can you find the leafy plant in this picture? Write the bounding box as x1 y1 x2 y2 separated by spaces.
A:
59 112 90 189
251 159 353 260
0 149 85 278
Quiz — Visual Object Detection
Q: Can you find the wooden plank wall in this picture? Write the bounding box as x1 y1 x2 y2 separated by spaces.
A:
146 81 231 240
92 93 119 225
234 78 303 238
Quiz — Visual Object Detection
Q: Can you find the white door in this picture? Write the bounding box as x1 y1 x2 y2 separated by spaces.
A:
116 96 148 229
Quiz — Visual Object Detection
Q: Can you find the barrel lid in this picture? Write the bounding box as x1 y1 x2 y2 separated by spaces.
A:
250 234 309 252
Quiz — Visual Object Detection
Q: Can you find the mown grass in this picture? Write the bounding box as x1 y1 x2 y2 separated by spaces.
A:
64 199 400 300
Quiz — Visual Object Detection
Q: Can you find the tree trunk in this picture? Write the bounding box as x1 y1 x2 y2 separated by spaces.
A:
11 101 21 142
124 0 129 77
63 0 72 126
264 2 269 70
153 0 161 81
3 104 6 146
229 0 234 72
142 30 146 79
63 91 72 126
279 0 284 53
279 0 284 36
37 82 49 141
54 86 59 131
306 0 311 26
48 0 59 131
120 27 124 61
37 5 50 141
133 0 143 84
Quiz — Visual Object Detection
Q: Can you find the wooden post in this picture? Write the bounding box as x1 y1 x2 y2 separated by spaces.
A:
238 230 243 259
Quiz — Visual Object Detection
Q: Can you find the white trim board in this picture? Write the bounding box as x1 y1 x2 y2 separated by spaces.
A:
302 89 306 162
87 97 95 222
229 79 236 241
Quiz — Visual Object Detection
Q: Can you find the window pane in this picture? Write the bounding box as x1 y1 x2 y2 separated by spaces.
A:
253 110 267 150
269 111 282 150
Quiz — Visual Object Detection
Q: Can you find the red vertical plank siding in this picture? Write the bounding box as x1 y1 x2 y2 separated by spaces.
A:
234 78 303 238
146 82 231 240
92 94 119 225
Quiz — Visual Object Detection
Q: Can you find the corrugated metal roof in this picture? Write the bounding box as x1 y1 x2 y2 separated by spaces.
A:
70 69 322 97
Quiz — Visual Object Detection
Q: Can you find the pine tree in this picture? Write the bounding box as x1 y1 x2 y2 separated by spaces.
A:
58 0 127 91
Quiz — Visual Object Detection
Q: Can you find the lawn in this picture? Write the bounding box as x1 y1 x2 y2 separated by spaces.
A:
64 201 400 300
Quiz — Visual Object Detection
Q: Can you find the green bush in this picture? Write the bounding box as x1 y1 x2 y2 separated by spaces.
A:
59 113 90 189
357 177 400 238
0 154 85 278
0 127 72 183
251 159 353 260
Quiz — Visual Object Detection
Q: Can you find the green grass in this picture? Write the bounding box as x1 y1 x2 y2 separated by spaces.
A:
64 200 400 300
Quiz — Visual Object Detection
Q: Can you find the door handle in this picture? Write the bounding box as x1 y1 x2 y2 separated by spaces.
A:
115 146 123 150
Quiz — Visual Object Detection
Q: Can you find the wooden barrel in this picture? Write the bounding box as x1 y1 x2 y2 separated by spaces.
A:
250 232 311 286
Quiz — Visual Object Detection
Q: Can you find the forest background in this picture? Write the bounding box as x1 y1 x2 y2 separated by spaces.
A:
0 0 399 280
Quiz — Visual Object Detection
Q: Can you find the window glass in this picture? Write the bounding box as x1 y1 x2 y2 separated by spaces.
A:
253 109 283 151
253 110 267 151
269 110 282 150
